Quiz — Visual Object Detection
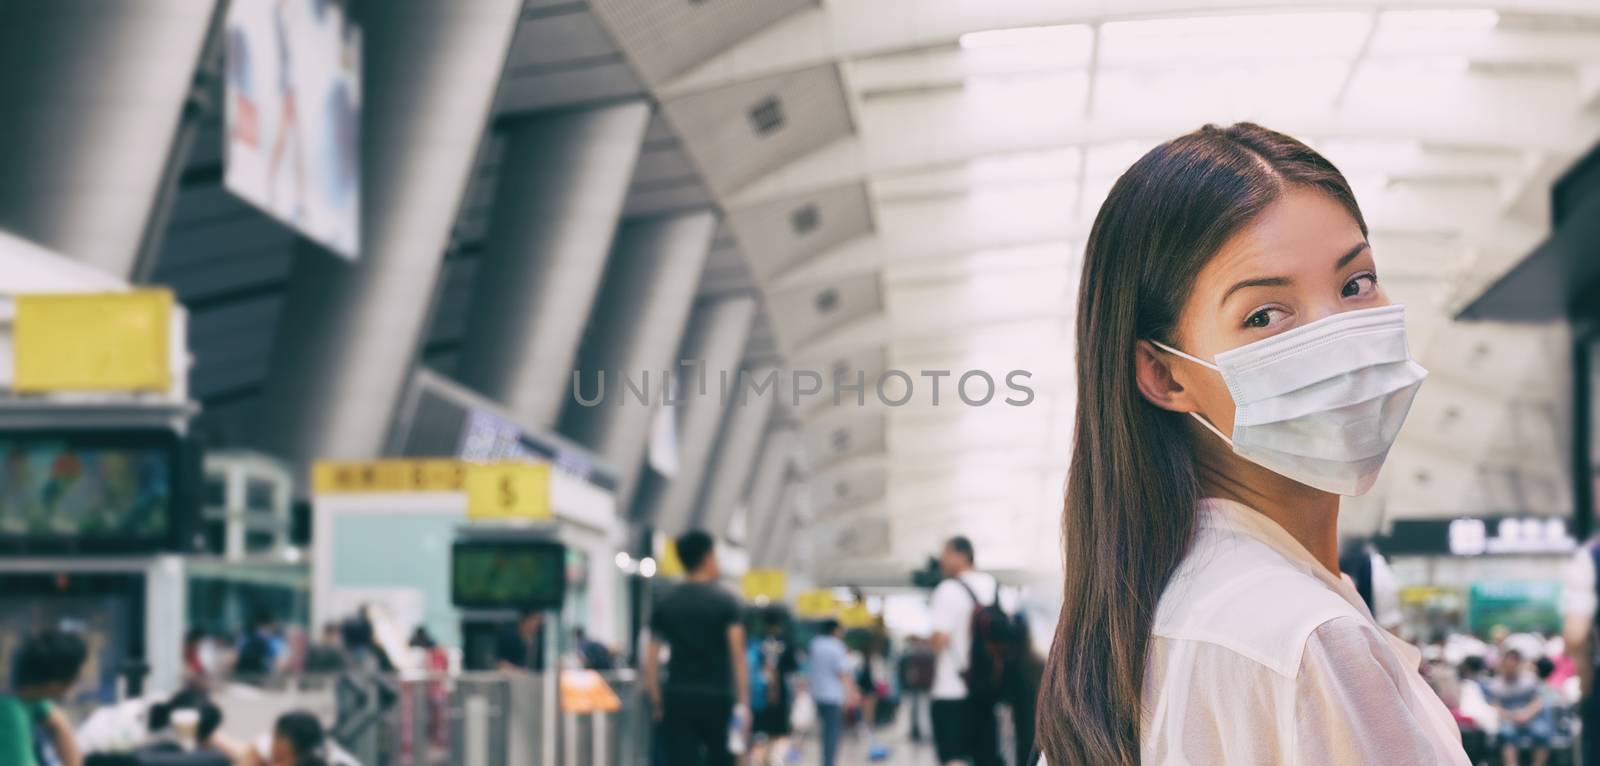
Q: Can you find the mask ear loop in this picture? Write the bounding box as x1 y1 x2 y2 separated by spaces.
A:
1146 339 1234 448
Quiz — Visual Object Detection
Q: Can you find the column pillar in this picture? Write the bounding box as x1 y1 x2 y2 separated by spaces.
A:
254 0 523 468
691 387 775 537
646 296 758 536
742 429 796 559
0 1 218 277
751 482 800 569
456 103 651 428
561 211 716 508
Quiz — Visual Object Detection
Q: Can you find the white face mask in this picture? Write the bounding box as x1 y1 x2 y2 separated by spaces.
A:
1150 304 1427 496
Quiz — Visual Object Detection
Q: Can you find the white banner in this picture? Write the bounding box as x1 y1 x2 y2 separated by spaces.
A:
225 0 362 258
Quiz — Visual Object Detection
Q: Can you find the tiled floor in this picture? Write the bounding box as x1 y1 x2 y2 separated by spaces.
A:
754 703 953 766
749 700 1027 766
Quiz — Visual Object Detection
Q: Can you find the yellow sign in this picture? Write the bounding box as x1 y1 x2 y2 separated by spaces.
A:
1399 585 1463 606
658 538 685 578
742 569 786 602
560 670 621 714
465 463 551 521
13 290 172 392
795 589 839 618
312 459 467 493
839 603 876 629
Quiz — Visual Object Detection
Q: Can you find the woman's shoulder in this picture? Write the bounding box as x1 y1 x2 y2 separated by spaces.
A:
1152 543 1364 679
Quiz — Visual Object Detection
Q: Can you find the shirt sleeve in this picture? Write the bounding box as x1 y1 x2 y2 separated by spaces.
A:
1294 617 1462 765
1560 548 1597 622
931 581 968 637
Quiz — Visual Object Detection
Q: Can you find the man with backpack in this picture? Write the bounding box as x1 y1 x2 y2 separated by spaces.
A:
929 536 1022 766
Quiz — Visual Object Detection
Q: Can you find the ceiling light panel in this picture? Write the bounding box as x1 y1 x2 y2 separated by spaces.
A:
1091 58 1350 117
1097 12 1371 67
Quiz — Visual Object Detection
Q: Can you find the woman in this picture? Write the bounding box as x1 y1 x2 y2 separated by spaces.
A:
245 711 328 766
1035 123 1469 765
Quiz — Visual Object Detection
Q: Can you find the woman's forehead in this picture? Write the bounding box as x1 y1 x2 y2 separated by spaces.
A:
1201 189 1365 282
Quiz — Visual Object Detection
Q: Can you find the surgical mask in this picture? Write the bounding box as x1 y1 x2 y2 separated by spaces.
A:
1149 304 1427 496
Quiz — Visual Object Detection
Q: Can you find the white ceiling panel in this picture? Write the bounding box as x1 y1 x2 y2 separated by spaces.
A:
589 0 815 85
660 64 854 195
725 183 872 279
765 272 884 350
799 407 887 469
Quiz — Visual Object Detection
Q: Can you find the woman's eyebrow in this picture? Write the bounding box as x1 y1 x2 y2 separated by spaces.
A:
1219 242 1371 307
1220 276 1290 307
1334 242 1371 271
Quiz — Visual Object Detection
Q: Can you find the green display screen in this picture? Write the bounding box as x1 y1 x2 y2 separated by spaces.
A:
1467 581 1561 635
451 540 566 611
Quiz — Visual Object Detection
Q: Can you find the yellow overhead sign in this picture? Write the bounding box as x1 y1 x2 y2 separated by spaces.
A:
657 538 685 578
13 290 172 392
312 459 467 493
795 589 839 618
742 569 786 602
314 459 553 521
839 603 876 629
465 463 551 522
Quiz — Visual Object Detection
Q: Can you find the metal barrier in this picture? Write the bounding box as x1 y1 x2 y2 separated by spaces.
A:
334 669 650 766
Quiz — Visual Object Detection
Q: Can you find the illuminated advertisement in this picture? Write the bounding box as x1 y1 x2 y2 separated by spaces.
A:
224 0 361 258
452 540 567 612
0 430 185 553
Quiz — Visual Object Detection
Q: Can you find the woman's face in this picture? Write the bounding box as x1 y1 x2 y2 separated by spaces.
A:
1137 186 1389 437
269 734 296 766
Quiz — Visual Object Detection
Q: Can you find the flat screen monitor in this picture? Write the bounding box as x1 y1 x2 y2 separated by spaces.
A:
0 429 190 553
451 540 566 612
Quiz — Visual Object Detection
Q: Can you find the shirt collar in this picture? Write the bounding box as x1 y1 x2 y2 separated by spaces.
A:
1197 496 1422 669
1198 497 1362 611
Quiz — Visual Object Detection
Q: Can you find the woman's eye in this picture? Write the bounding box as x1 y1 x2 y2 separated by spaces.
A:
1244 308 1275 328
1342 273 1378 299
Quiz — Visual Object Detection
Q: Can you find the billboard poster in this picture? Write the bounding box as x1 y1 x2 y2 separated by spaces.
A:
224 0 361 259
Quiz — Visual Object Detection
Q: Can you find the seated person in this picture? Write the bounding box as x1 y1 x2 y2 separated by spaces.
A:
1 629 88 766
79 685 248 764
1533 656 1573 751
242 710 357 766
1490 649 1553 766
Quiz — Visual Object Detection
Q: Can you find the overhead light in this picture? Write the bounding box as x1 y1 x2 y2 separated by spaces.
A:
790 203 821 235
1099 12 1369 65
814 287 841 314
748 96 785 136
639 557 658 578
959 23 1091 50
1379 9 1500 32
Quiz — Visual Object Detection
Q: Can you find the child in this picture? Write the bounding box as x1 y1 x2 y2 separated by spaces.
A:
0 629 87 766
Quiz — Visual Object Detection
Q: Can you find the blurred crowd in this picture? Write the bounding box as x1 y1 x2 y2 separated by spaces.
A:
1420 627 1582 766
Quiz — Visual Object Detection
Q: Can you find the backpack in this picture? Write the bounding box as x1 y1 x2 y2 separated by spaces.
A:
953 576 1028 704
747 643 770 712
900 650 935 692
235 631 275 677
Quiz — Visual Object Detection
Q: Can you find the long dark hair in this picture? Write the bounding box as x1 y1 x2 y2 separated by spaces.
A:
1036 123 1368 765
275 710 329 766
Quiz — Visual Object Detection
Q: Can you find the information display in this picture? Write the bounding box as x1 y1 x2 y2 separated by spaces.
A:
451 540 566 612
0 430 187 553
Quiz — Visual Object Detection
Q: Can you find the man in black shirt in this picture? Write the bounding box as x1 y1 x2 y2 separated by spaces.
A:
495 610 545 672
643 530 749 766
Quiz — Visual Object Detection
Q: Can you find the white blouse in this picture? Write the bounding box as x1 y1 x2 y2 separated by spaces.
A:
1138 497 1470 765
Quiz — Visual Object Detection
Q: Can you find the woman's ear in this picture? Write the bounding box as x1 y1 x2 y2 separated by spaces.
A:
1134 340 1198 413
